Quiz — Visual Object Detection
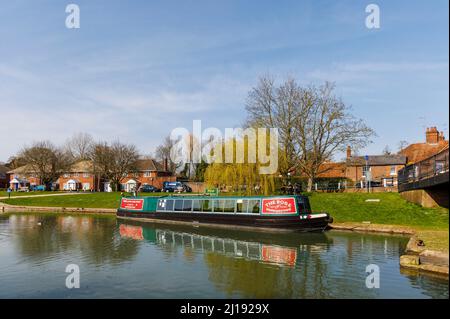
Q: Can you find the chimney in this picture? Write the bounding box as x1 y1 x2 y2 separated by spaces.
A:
439 131 445 141
346 146 352 159
426 127 439 144
164 158 168 172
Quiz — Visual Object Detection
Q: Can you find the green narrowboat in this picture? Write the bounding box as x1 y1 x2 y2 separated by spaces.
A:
117 195 333 232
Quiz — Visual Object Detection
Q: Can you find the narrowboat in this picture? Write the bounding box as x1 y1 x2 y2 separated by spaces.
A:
117 195 333 232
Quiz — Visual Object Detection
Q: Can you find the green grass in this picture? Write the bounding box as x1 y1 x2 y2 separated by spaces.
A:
0 192 168 209
309 192 449 230
0 191 65 197
2 191 448 230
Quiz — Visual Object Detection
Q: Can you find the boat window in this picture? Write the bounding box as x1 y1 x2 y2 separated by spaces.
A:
174 200 183 211
165 200 174 211
296 197 305 213
213 199 225 213
236 199 248 213
183 200 192 211
202 200 212 212
192 200 202 212
248 200 260 214
223 200 235 213
157 200 166 211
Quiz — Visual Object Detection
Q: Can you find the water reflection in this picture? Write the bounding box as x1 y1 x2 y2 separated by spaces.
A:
4 214 140 265
119 222 329 268
0 213 447 299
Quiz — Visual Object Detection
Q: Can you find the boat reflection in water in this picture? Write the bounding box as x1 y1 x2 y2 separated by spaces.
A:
118 221 332 268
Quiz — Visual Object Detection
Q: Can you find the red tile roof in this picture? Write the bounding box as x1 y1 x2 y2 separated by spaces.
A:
400 140 449 164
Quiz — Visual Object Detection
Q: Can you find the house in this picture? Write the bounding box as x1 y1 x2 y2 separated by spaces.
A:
399 127 448 164
7 164 42 190
345 146 407 187
119 158 175 192
0 164 10 189
57 160 98 191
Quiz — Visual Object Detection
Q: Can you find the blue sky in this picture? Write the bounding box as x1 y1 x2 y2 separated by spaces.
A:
0 0 448 162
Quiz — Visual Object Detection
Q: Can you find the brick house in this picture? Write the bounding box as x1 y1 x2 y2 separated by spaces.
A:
345 146 407 187
7 164 43 190
119 159 175 192
0 164 10 189
399 127 448 164
57 160 98 191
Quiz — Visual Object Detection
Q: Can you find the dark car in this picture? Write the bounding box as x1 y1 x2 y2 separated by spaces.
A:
139 185 160 193
162 181 192 193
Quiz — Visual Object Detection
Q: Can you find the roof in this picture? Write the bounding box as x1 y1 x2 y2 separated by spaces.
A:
8 161 93 174
316 162 347 178
135 159 166 172
7 164 37 174
346 154 407 166
68 160 93 173
400 140 449 164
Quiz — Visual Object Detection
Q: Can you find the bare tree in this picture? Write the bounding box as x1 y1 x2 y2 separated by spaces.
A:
65 132 94 161
246 76 302 175
295 82 375 191
91 141 139 191
19 141 73 189
382 145 392 155
6 155 27 169
245 76 375 192
398 140 409 152
155 135 183 174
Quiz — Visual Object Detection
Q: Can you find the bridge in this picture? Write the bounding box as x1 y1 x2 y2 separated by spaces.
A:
398 147 449 208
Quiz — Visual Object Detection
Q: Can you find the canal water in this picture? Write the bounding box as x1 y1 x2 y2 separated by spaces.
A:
0 213 448 299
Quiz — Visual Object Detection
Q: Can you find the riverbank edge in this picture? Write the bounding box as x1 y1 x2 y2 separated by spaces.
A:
1 202 448 277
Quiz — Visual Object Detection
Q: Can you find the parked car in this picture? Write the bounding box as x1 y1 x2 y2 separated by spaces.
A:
138 185 160 193
17 186 30 192
30 185 46 191
162 181 192 193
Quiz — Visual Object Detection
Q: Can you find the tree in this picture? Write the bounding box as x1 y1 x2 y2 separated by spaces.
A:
398 140 409 152
204 137 276 195
18 141 73 189
246 76 301 176
194 159 209 182
382 145 392 155
155 135 183 175
65 132 94 161
245 76 375 192
295 82 375 191
91 141 139 191
6 155 27 169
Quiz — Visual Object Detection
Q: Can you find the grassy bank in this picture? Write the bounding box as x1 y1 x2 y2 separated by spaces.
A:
308 192 448 230
1 192 165 209
0 191 65 197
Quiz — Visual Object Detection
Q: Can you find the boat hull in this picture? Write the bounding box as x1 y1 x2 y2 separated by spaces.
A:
116 210 332 232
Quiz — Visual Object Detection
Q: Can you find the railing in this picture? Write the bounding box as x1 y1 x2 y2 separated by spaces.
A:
398 147 449 186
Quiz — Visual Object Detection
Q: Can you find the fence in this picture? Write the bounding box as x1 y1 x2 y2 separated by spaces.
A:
398 147 449 186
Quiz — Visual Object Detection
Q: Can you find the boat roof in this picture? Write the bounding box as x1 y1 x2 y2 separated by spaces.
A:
127 194 307 200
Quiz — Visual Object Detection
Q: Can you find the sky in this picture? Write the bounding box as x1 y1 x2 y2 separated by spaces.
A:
0 0 448 162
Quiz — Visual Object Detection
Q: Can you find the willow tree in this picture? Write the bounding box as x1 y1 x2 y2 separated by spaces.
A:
204 136 277 196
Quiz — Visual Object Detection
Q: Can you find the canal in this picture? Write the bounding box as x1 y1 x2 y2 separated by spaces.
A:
0 213 448 299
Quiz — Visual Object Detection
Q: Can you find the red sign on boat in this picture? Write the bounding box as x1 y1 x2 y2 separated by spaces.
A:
261 198 296 214
120 198 144 210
